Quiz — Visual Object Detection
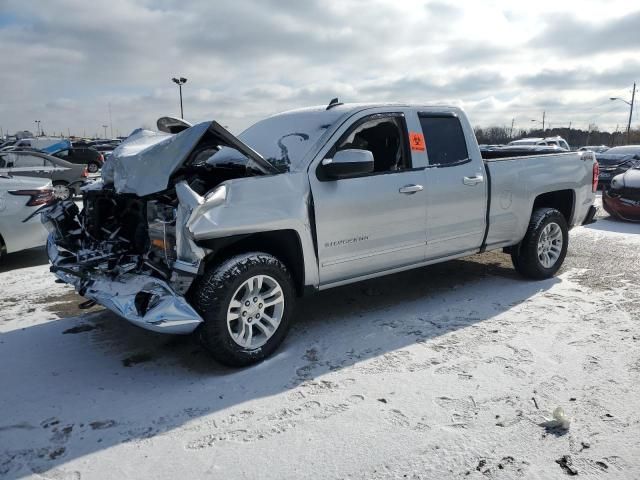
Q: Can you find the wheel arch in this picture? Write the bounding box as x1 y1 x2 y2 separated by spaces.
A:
197 229 306 296
0 232 6 257
530 189 575 225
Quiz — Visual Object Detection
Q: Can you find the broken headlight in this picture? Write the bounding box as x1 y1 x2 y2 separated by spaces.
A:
147 201 177 267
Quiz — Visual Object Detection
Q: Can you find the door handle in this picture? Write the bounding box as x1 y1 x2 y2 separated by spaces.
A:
463 175 484 186
399 184 423 194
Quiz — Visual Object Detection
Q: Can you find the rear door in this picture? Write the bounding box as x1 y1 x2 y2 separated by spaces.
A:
309 111 428 285
419 113 487 259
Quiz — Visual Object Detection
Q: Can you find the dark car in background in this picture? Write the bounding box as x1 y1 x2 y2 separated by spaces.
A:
0 150 89 200
479 144 567 159
52 147 104 173
603 167 640 222
92 143 116 161
595 145 640 187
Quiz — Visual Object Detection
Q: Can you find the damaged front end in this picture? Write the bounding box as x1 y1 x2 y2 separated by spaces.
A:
42 120 275 334
43 191 205 333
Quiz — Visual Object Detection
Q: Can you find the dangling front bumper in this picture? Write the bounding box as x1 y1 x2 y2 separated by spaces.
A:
47 235 203 335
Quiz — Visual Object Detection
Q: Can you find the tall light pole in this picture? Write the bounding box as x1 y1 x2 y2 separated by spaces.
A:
102 125 108 139
610 82 636 145
171 76 188 119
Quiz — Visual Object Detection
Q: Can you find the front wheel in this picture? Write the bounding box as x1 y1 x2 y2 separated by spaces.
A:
511 208 568 279
192 252 295 366
87 162 99 173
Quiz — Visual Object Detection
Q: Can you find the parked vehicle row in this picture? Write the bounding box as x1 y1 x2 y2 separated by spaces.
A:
41 102 598 366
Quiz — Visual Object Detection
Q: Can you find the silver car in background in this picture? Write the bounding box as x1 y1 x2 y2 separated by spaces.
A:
0 150 89 200
0 175 53 260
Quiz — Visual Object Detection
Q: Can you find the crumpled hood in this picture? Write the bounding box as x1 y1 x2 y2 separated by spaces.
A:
102 121 276 197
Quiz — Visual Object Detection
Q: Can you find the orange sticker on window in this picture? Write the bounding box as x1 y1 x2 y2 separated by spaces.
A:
409 131 425 151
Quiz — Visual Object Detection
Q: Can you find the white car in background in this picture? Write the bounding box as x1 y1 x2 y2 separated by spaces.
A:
0 175 53 260
508 136 570 150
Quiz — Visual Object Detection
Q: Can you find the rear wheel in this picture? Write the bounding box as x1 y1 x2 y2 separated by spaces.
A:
192 252 295 366
0 235 6 262
511 208 568 279
52 181 72 201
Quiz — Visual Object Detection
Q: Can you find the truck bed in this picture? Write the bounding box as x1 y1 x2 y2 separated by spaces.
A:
483 151 595 249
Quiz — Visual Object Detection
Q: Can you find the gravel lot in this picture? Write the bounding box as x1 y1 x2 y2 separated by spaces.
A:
1 201 639 480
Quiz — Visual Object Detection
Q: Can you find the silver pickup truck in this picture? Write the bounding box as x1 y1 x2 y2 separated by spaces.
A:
42 102 598 365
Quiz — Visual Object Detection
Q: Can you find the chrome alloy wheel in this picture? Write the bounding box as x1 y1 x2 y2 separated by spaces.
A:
53 183 71 200
537 222 563 268
227 274 285 349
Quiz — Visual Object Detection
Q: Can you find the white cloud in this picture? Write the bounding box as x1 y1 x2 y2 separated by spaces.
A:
0 0 638 137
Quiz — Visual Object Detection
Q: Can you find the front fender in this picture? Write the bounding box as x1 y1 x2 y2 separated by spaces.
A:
183 173 319 287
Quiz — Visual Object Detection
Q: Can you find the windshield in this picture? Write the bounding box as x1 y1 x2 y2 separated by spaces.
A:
605 146 640 155
207 108 344 172
509 140 536 145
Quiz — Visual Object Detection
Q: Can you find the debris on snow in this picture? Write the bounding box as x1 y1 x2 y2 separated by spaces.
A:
555 455 578 476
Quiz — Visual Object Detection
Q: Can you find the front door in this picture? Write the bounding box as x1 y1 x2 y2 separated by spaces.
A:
310 113 428 285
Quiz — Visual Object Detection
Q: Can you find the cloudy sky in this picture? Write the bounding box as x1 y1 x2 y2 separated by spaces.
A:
0 0 638 138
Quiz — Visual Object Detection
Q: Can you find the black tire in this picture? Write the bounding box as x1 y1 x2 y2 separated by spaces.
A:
0 235 6 263
511 208 568 279
52 181 72 201
87 162 99 173
192 252 296 367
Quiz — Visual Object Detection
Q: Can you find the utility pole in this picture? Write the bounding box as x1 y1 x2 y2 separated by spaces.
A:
627 82 635 145
510 118 515 139
610 82 636 145
108 102 113 139
542 111 546 132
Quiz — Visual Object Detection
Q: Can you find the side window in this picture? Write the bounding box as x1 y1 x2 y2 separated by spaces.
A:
418 115 469 166
14 155 44 167
55 149 70 159
336 116 410 173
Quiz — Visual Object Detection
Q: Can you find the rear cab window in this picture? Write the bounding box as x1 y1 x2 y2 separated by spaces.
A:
418 114 469 166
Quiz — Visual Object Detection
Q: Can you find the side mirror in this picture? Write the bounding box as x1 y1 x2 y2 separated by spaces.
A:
322 149 374 179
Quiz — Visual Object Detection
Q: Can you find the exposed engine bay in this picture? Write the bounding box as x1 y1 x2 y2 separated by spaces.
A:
42 120 273 333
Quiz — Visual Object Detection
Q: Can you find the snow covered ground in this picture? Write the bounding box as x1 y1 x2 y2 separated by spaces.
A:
1 207 639 479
